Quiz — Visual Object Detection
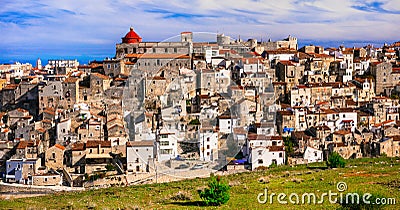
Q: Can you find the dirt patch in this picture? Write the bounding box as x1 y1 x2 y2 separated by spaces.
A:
342 172 389 178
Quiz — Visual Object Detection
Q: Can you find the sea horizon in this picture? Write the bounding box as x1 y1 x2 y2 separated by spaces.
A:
0 39 397 66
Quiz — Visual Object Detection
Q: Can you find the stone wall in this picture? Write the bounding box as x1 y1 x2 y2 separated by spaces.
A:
32 175 62 186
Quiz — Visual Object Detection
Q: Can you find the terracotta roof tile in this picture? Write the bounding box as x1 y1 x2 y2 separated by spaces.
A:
127 141 154 147
92 73 110 80
54 144 66 150
86 140 111 148
64 77 79 83
72 142 85 151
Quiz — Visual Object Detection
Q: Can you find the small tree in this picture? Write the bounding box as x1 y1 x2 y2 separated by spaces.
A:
327 152 346 168
198 175 230 206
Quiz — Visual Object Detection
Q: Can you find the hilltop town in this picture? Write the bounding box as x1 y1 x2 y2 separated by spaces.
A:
1 27 400 188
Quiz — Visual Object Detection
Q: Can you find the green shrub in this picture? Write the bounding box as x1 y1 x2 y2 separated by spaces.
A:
198 175 230 206
106 164 115 171
269 162 278 168
327 152 346 168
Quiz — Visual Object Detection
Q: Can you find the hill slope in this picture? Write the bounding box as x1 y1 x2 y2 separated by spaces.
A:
1 157 399 209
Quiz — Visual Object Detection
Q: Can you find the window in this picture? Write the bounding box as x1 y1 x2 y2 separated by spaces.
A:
258 150 262 155
52 152 55 159
279 153 283 158
44 178 47 182
258 159 263 164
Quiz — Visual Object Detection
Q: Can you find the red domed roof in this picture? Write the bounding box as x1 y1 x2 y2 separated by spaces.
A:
122 27 142 44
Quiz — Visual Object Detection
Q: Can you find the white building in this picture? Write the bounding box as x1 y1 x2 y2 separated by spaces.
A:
215 69 231 93
199 128 219 162
247 135 285 170
46 59 79 69
290 85 311 107
126 141 155 173
157 128 178 162
218 115 238 134
336 108 358 132
303 146 323 163
56 118 71 144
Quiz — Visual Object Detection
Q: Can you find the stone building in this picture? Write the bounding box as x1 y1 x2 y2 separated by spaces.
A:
370 61 394 96
39 80 63 115
196 69 217 95
114 27 192 80
275 61 305 93
71 142 85 173
145 76 167 97
276 110 295 134
32 173 62 186
103 59 127 78
259 35 298 51
90 73 112 103
0 83 39 116
117 36 192 59
378 136 400 157
84 140 112 174
352 78 375 103
62 77 79 109
45 144 65 170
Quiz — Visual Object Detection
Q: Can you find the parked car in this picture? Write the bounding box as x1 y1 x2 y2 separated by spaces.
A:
175 164 189 169
191 164 204 170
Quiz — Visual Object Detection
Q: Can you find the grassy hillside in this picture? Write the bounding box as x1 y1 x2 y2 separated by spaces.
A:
1 157 399 209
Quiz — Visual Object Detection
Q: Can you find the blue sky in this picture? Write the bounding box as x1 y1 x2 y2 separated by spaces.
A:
0 0 399 64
